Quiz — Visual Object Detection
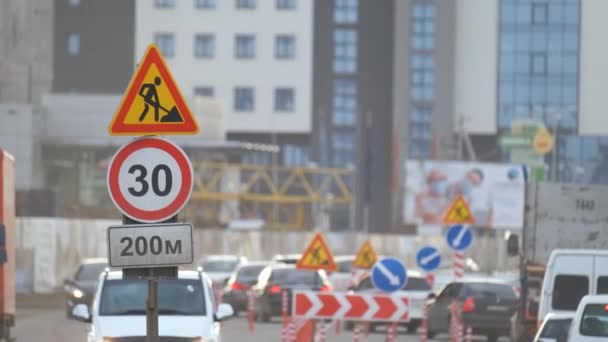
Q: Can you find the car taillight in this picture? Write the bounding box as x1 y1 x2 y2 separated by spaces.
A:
462 297 475 313
270 284 282 294
320 284 331 292
230 282 248 291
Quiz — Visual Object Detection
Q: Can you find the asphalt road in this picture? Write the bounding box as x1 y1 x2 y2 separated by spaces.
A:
13 296 508 341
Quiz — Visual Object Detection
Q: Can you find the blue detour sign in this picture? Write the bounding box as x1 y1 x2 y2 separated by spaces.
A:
371 257 408 293
446 224 473 252
416 246 441 272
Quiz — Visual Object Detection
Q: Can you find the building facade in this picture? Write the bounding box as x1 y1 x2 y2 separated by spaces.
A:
135 0 313 166
53 0 135 93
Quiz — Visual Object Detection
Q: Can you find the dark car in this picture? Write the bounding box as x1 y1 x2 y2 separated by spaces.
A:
64 258 107 317
222 262 269 316
426 279 518 342
251 264 332 322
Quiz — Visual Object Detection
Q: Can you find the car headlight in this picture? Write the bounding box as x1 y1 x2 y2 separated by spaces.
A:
72 288 84 299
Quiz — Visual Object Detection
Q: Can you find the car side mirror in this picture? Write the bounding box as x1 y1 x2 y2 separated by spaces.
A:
71 304 91 323
427 293 437 300
506 234 519 257
215 303 234 321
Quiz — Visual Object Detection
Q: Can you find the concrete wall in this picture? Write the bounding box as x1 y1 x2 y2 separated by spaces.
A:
0 105 39 190
579 0 608 135
16 217 515 293
453 0 499 134
135 0 313 134
0 0 53 105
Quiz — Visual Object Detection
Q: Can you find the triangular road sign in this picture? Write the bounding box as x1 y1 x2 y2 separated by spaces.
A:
443 195 475 224
296 232 337 272
352 240 377 269
109 44 199 136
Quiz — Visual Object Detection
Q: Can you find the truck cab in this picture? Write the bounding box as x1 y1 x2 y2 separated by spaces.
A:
538 249 608 325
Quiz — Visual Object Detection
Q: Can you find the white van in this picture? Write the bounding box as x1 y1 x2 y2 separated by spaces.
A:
71 269 234 341
538 249 608 325
568 294 608 341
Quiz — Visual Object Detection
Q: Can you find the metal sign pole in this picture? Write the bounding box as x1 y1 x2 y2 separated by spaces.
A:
147 278 158 342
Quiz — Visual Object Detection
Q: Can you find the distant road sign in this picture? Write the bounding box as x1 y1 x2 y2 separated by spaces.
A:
443 195 475 225
446 224 473 252
533 127 554 155
107 137 193 223
371 257 408 293
498 135 532 148
416 246 441 273
352 240 377 269
109 44 199 136
107 223 193 267
296 233 337 272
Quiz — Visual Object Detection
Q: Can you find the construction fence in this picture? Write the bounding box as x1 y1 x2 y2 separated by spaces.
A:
14 217 518 293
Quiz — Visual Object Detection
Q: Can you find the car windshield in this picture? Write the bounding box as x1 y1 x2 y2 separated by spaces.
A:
337 260 352 273
99 279 206 316
272 269 319 285
237 265 266 280
403 277 431 291
202 259 239 272
461 283 516 300
76 263 107 281
580 304 608 337
540 318 572 338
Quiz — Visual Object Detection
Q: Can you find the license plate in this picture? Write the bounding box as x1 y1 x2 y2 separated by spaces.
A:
487 305 509 312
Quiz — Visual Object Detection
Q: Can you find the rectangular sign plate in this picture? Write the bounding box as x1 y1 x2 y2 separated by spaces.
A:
107 223 193 268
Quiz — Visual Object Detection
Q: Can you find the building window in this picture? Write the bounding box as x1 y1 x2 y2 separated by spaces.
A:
332 132 355 167
194 86 214 97
68 0 80 7
234 87 254 111
236 0 255 9
235 35 255 59
67 33 80 56
194 34 215 58
275 35 295 59
155 33 175 58
274 88 295 112
332 79 357 127
155 0 175 8
531 52 547 75
195 0 215 9
333 29 357 73
276 0 296 10
411 2 435 50
532 3 548 25
410 54 434 101
283 144 309 167
334 0 358 24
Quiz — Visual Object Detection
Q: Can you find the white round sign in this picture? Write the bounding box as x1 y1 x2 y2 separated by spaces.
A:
107 137 193 223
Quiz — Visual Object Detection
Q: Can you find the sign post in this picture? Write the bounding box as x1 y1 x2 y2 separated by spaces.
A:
106 44 199 342
445 224 473 280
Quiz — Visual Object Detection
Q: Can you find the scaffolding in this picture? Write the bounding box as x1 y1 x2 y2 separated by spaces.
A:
185 162 354 230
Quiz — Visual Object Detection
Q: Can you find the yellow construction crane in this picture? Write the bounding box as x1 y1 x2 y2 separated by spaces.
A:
184 162 354 230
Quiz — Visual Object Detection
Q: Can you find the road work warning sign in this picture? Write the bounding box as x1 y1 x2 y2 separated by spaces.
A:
352 240 377 269
296 232 337 272
443 195 475 225
109 44 199 136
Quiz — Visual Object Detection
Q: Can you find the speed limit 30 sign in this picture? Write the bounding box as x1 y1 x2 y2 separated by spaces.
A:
107 137 193 223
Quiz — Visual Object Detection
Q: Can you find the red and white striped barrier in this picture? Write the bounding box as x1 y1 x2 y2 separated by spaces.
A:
453 252 465 280
450 300 463 342
292 291 410 322
386 322 396 342
353 323 362 342
316 320 327 342
465 325 473 342
419 301 428 342
282 291 289 342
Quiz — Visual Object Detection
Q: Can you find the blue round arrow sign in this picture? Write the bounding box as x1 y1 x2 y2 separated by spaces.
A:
446 224 473 252
416 246 441 272
371 257 408 293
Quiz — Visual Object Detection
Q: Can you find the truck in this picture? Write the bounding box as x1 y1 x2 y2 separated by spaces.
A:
0 150 15 341
509 182 608 342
